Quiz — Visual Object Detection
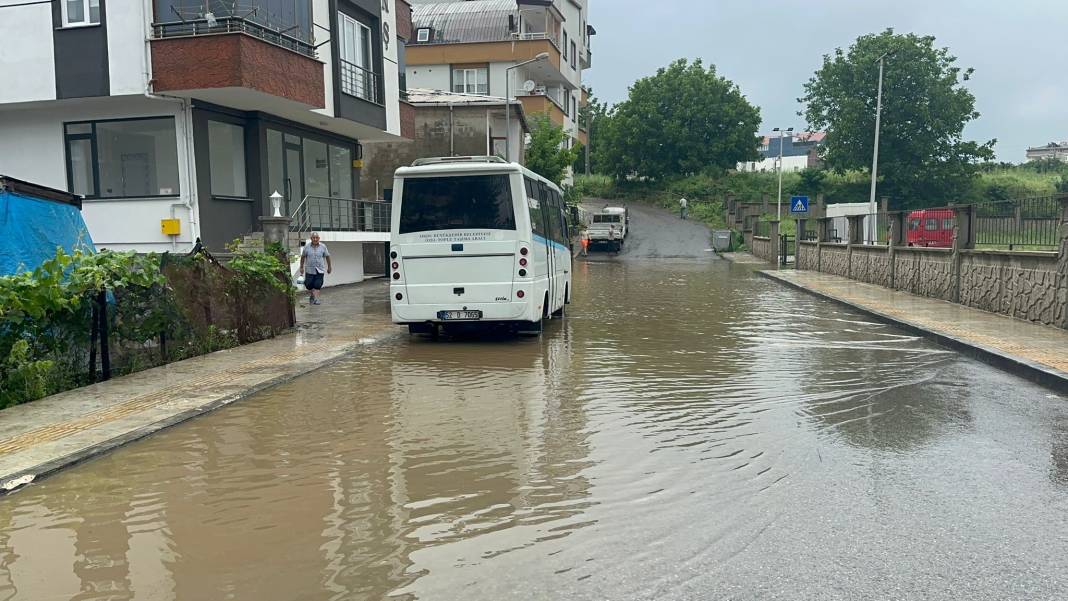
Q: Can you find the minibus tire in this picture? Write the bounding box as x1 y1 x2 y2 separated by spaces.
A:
408 323 433 335
516 319 543 336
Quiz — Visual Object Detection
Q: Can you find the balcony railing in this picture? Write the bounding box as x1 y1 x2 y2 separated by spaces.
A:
510 31 561 52
291 196 391 239
152 16 317 58
340 59 382 105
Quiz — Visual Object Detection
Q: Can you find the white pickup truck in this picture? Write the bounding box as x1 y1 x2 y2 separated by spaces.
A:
587 206 628 252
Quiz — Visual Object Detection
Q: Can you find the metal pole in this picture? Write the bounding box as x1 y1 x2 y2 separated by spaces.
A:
585 106 591 176
868 54 886 244
505 76 512 161
777 129 784 222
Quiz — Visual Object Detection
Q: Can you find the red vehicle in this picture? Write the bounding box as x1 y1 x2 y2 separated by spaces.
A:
906 209 954 247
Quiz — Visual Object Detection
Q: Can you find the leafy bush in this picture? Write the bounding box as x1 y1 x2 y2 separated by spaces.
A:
0 244 293 409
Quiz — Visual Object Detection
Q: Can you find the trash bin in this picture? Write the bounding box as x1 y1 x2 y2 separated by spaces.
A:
712 230 732 252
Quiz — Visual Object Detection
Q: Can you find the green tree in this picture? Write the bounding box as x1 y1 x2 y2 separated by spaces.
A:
571 87 610 174
598 59 760 181
797 168 827 197
525 114 578 186
800 29 995 207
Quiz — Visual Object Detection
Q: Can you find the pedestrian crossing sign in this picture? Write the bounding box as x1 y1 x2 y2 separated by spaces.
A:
790 196 810 213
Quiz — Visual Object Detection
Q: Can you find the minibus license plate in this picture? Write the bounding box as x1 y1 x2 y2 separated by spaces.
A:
439 310 482 321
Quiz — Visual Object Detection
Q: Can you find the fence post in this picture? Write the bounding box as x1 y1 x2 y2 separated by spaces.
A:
816 216 833 273
949 204 971 304
97 289 111 381
1057 195 1068 329
846 214 865 279
769 220 781 265
761 193 769 215
886 211 905 290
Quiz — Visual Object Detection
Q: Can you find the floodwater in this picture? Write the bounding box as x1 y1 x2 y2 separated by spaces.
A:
3 249 1068 599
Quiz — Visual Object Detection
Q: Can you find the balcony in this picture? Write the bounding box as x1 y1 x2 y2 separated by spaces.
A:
340 59 382 105
150 16 324 109
517 93 566 127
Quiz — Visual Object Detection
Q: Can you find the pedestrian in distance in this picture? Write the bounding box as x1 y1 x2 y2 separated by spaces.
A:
298 232 332 305
580 230 590 256
679 197 689 220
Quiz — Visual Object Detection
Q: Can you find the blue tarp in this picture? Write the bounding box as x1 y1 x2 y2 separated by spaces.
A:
0 189 96 276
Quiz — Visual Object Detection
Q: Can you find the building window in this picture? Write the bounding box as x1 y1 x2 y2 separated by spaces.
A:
572 96 577 121
339 12 378 103
64 118 180 199
452 67 488 94
570 41 577 69
562 31 568 60
63 0 100 27
208 121 247 197
416 27 430 42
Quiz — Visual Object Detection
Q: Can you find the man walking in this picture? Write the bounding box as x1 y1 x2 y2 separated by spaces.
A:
580 230 590 256
679 197 689 220
299 232 332 305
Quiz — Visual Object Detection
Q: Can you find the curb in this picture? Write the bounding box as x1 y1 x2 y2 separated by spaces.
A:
759 270 1068 394
0 329 402 496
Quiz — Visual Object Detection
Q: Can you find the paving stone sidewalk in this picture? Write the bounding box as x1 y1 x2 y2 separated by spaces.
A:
0 279 398 493
763 270 1068 392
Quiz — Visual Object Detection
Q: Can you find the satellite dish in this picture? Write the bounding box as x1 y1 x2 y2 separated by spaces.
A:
522 80 536 93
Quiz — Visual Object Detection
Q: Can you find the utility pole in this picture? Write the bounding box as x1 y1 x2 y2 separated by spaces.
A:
774 127 793 222
868 52 889 244
505 53 550 162
585 103 591 176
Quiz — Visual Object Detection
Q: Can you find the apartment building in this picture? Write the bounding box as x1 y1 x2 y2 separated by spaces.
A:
404 0 592 158
0 0 416 285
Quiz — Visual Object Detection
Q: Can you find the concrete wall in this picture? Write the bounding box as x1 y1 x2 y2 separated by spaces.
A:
0 96 199 253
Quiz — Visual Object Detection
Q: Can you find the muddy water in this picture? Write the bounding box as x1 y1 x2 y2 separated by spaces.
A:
3 258 1068 600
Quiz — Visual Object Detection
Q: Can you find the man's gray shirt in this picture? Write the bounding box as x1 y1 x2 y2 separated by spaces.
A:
302 243 330 274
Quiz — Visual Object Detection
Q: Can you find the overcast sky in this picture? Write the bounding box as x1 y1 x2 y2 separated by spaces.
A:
583 0 1068 162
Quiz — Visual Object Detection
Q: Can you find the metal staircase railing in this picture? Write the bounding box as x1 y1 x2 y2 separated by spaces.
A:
289 195 392 246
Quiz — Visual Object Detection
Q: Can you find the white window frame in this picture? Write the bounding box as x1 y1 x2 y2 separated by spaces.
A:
339 13 376 102
62 0 100 27
452 67 488 95
416 28 430 42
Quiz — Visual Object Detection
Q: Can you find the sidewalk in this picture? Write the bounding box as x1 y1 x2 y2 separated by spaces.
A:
0 279 398 493
762 270 1068 392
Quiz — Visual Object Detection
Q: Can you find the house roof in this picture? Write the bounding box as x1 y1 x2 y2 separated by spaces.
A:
760 131 826 146
406 88 530 132
412 0 517 44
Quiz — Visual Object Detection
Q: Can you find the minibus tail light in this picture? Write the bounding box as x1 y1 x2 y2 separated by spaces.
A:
392 261 399 270
520 247 529 256
516 290 525 299
519 258 528 267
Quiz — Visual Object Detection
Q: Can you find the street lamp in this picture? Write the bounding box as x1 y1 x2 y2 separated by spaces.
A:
868 51 890 244
773 127 793 222
505 52 550 162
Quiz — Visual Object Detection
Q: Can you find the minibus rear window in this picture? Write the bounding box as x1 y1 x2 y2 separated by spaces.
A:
399 175 516 234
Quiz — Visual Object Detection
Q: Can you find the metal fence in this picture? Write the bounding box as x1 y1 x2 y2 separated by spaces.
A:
974 196 1062 250
292 196 391 240
340 59 382 105
754 220 771 237
152 16 317 58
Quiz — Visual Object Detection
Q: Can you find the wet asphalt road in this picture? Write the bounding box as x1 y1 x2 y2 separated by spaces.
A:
582 199 713 259
1 203 1067 600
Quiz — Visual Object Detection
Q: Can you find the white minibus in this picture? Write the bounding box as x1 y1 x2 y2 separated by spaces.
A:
389 156 572 335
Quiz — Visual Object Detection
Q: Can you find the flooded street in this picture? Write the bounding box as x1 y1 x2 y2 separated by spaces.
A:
3 213 1068 599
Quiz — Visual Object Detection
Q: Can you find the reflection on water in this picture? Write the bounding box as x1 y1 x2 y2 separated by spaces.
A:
2 258 1067 600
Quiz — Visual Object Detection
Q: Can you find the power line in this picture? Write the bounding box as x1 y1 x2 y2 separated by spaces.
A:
0 0 53 8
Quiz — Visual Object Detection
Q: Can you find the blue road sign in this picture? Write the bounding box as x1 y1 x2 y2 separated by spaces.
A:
790 195 810 213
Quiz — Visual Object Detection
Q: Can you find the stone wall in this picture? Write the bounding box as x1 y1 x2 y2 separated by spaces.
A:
797 241 819 271
820 244 850 278
893 248 956 302
850 245 892 288
959 251 1063 324
751 236 773 262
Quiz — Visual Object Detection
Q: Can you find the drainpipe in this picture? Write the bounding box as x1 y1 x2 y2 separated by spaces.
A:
449 102 455 156
141 0 197 250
